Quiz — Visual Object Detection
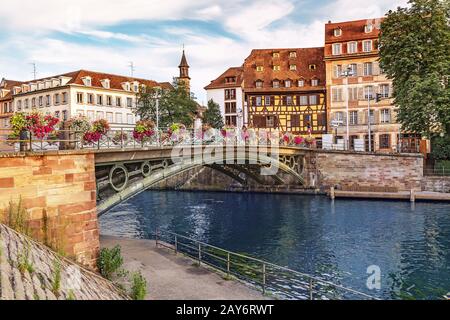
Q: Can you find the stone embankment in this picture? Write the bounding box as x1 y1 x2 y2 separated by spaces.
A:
0 224 127 300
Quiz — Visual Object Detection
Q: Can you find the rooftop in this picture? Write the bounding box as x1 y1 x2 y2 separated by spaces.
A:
204 67 244 90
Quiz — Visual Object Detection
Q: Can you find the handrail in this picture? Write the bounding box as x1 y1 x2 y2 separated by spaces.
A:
154 228 379 300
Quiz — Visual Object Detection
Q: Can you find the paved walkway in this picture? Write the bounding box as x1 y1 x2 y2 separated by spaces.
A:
100 236 267 300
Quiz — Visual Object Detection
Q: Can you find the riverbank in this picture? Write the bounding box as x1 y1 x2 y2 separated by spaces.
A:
100 235 267 300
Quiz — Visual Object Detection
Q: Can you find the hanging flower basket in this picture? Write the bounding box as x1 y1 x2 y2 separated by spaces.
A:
133 120 155 143
82 119 110 145
293 136 304 146
25 112 59 139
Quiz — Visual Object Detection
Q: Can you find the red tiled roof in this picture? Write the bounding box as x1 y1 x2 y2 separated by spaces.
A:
243 47 325 92
325 18 383 43
204 67 244 90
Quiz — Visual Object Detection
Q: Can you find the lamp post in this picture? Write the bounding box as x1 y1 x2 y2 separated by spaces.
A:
155 92 160 146
341 66 354 150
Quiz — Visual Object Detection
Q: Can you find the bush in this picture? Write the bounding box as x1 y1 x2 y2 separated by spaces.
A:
97 245 124 280
431 135 450 160
130 271 147 300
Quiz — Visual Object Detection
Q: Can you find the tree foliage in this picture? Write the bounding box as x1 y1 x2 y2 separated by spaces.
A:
203 99 224 129
379 0 450 137
134 82 198 128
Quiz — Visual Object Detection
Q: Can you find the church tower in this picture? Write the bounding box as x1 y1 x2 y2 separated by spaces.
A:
178 49 190 93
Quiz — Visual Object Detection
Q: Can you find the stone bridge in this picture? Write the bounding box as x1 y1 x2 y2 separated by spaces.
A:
0 147 423 269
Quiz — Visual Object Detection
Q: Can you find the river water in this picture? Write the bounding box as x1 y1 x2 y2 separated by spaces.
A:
99 191 450 300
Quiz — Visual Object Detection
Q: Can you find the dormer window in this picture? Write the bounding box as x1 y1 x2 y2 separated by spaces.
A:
289 64 297 71
256 66 264 72
225 77 236 84
273 65 281 71
272 80 280 88
255 80 263 88
311 79 319 86
365 23 373 33
298 79 305 87
334 28 342 37
285 80 291 88
309 64 317 71
82 77 92 86
272 52 280 58
289 51 297 58
101 79 110 89
122 82 131 91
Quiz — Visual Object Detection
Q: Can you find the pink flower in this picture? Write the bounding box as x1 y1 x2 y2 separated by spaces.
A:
294 136 304 145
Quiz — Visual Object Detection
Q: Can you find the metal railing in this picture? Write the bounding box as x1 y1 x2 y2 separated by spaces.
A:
424 167 450 176
154 229 378 300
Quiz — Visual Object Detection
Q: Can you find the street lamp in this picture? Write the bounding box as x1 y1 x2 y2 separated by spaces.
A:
341 66 355 150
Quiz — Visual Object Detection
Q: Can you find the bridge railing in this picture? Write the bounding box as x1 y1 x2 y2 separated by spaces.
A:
0 127 320 152
154 229 379 300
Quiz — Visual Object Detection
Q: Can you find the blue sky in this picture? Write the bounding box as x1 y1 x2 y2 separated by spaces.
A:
0 0 408 103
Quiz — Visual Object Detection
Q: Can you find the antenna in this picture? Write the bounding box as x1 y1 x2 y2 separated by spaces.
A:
30 62 37 80
128 61 135 77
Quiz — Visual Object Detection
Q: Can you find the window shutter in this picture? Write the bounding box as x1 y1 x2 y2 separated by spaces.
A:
251 97 256 106
274 116 279 128
357 63 363 76
389 84 394 97
358 111 364 125
358 87 364 100
373 61 380 75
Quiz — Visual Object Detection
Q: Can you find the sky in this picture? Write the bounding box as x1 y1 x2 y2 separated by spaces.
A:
0 0 409 103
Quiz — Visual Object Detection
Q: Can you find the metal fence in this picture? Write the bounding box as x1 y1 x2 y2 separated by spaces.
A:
424 167 450 176
154 229 378 300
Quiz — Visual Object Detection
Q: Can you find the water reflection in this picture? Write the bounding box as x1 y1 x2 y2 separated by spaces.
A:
100 191 450 299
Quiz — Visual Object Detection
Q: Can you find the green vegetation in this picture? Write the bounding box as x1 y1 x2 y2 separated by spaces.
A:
431 134 450 160
130 271 147 300
5 198 30 236
97 245 124 280
134 81 198 128
17 243 34 274
66 290 76 301
203 100 224 129
51 259 62 295
379 0 450 138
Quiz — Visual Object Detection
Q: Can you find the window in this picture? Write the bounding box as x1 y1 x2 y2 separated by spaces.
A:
332 88 343 102
335 112 344 122
106 112 113 123
32 98 36 108
334 65 342 78
225 102 236 113
272 52 280 58
127 97 133 108
24 99 29 109
116 97 122 107
97 95 103 105
286 96 293 106
273 65 280 71
348 87 358 101
87 111 94 121
291 115 300 127
369 110 375 124
289 51 297 58
364 86 374 99
77 93 84 104
17 100 22 111
127 114 133 124
381 109 391 123
62 92 68 104
256 80 263 88
46 95 51 106
62 110 67 121
311 79 319 86
39 96 43 107
334 28 342 37
256 96 262 106
83 78 92 86
265 96 271 106
332 43 342 55
363 62 373 76
309 64 317 71
285 80 291 88
225 115 237 126
273 80 280 88
289 64 297 71
54 94 60 105
256 66 264 72
309 95 318 105
266 116 276 128
299 96 308 105
88 94 94 104
379 134 391 149
225 77 236 84
55 111 60 119
347 41 358 54
363 40 372 52
365 23 373 33
350 111 358 125
380 84 390 98
134 84 139 92
107 96 112 106
349 63 357 76
225 89 236 100
298 79 305 87
96 111 104 120
116 113 123 124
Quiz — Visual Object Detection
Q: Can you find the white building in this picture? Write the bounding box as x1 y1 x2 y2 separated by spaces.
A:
9 70 171 129
204 67 246 128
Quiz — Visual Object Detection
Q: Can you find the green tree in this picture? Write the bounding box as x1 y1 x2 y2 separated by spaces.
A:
203 99 224 129
135 81 198 128
379 0 450 138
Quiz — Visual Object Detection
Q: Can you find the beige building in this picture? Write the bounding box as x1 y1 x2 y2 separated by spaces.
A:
324 18 421 153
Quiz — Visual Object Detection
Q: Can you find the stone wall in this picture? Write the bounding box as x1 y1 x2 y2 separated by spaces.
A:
0 151 98 269
312 150 423 192
422 176 450 193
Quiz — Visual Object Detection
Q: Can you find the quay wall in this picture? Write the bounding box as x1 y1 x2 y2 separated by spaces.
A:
422 176 450 193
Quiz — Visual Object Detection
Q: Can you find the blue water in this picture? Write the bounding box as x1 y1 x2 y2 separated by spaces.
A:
99 191 450 300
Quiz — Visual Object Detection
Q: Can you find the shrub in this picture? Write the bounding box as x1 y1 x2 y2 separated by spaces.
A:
97 245 124 280
130 271 147 300
51 259 62 295
6 198 30 236
17 243 34 274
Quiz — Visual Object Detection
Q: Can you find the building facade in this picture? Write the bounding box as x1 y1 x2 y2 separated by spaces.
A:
8 70 171 129
0 79 22 130
324 18 416 152
243 48 327 139
204 67 245 128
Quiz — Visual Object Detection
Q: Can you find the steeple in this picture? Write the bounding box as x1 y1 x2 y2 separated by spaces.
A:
178 48 191 93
